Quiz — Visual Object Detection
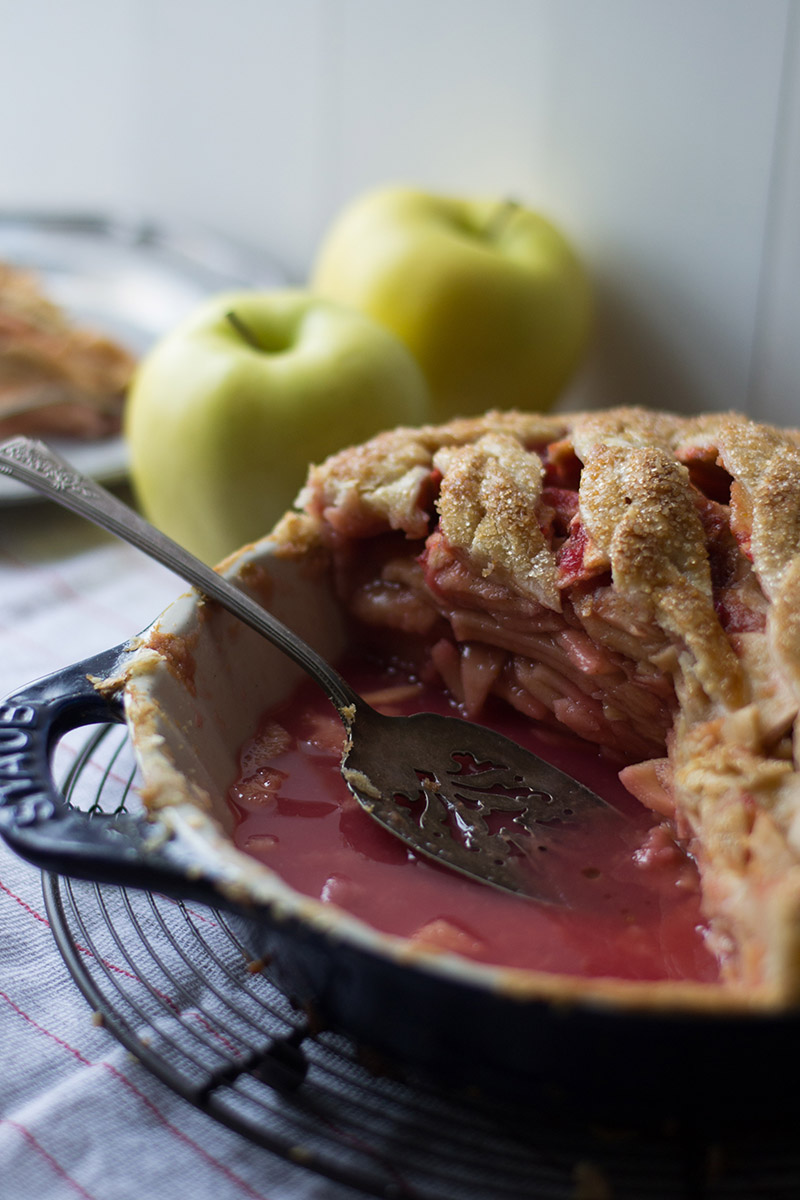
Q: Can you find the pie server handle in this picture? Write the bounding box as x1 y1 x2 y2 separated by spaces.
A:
0 645 225 906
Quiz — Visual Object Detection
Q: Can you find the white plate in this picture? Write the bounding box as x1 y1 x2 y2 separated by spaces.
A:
0 212 286 504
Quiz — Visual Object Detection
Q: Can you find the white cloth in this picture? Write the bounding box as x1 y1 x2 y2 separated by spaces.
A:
0 493 365 1200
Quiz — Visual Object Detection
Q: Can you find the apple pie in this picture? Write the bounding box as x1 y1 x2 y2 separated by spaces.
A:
0 261 135 439
267 406 800 1002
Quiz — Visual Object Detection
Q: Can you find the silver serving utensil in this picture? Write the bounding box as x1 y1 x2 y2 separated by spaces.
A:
0 436 618 901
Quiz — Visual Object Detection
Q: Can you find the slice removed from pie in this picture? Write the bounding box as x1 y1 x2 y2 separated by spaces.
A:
268 405 800 1003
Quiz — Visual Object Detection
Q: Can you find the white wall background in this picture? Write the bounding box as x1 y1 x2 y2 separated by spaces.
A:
1 0 798 423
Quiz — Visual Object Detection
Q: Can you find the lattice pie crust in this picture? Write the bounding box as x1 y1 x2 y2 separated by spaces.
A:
269 407 800 1003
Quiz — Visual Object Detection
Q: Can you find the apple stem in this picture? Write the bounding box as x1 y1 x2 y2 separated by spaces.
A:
486 199 521 241
226 309 262 350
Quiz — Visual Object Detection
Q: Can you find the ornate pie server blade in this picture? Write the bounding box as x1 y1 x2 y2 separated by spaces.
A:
343 705 620 900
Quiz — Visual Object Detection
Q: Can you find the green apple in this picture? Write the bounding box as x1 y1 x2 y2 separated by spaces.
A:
312 185 592 422
124 289 431 565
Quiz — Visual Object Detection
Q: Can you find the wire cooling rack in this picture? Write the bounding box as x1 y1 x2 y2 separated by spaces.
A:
43 725 800 1199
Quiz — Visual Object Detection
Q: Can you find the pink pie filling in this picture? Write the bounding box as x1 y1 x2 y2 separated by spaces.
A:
228 659 720 984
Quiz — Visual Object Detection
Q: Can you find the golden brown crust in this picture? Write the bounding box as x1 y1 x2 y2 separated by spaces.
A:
294 405 800 1001
772 558 800 704
579 441 744 711
299 410 571 539
434 433 561 611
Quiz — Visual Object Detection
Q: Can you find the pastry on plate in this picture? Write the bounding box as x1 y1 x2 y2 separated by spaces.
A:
0 261 135 439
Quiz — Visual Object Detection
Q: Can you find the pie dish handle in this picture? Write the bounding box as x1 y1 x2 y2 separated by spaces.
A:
0 644 224 905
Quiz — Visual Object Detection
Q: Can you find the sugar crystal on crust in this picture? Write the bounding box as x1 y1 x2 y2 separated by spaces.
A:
434 433 560 611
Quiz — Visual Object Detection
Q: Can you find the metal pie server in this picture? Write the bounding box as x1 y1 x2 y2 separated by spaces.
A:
0 436 619 901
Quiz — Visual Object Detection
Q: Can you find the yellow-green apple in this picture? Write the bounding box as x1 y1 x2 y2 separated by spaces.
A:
124 289 431 565
312 186 591 422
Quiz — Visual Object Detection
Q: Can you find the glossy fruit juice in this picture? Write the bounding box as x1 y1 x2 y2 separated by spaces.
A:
228 657 719 984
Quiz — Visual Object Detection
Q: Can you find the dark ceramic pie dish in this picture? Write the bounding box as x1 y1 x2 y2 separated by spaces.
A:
2 534 799 1125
